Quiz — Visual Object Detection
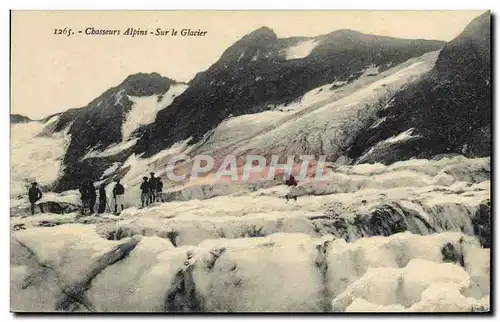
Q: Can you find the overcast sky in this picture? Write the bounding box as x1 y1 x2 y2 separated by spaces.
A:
11 10 484 119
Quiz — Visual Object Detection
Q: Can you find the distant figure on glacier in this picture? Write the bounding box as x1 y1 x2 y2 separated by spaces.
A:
284 173 299 202
79 179 96 215
97 184 107 214
149 172 159 203
28 182 44 215
112 179 126 215
140 177 150 208
156 176 164 202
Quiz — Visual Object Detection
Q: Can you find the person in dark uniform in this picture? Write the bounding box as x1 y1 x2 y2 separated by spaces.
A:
149 172 157 203
140 177 150 208
28 182 44 215
88 180 97 215
79 181 89 215
79 179 96 215
156 176 164 202
112 179 126 214
97 184 107 214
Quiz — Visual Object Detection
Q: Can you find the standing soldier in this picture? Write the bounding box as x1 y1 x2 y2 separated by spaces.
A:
79 179 96 215
140 177 150 208
88 180 97 215
112 179 126 215
156 176 164 202
149 172 158 203
28 182 44 215
97 184 107 214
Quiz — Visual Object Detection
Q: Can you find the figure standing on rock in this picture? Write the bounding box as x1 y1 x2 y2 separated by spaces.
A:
113 179 126 215
28 182 44 215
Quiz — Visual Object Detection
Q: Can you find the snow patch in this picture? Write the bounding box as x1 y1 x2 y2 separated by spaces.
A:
83 138 138 159
385 128 421 144
114 89 126 106
362 65 380 77
285 39 319 60
122 84 188 140
369 117 387 129
101 162 121 178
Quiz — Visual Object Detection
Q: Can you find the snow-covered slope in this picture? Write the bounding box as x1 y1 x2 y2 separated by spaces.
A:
349 11 491 164
136 50 439 185
10 117 71 198
230 51 438 159
135 28 444 158
45 73 180 192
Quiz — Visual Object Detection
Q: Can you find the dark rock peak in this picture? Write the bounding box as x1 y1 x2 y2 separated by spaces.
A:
112 72 178 97
323 28 364 37
316 28 446 51
217 26 279 64
455 11 491 41
435 11 490 77
10 114 32 124
244 26 278 42
121 72 177 88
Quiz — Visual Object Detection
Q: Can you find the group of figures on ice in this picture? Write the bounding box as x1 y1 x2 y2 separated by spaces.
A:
27 171 301 216
28 172 165 216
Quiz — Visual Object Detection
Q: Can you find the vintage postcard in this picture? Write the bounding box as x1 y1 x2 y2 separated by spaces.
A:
10 10 491 313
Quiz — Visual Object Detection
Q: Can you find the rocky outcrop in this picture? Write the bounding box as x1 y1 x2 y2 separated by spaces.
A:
10 114 32 124
471 200 490 248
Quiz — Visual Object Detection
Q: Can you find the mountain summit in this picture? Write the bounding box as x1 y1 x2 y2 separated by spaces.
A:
134 28 444 157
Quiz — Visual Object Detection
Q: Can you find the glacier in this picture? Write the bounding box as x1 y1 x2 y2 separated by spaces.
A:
9 154 490 312
11 226 489 312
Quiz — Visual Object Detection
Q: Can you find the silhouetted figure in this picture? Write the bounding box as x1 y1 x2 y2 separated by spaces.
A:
149 172 158 203
79 179 96 215
88 180 96 214
28 182 44 215
140 177 150 208
113 179 125 214
284 174 298 202
156 176 164 202
98 184 107 214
